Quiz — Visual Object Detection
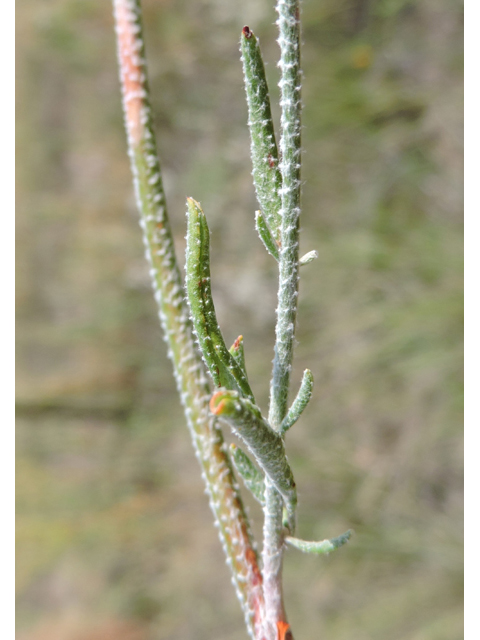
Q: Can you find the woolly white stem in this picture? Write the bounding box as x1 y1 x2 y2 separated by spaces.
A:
263 1 302 638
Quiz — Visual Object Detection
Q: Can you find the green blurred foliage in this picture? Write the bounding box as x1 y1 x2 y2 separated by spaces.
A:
16 0 463 639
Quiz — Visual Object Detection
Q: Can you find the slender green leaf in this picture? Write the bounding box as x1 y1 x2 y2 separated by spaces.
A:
280 369 313 435
255 210 280 261
285 530 353 555
185 198 254 402
241 26 282 242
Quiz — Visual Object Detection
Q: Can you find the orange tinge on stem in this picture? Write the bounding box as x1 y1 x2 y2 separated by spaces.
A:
209 391 227 415
115 1 145 146
113 2 267 637
277 620 292 640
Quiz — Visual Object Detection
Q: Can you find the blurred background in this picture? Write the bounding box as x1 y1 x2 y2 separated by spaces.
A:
16 0 463 638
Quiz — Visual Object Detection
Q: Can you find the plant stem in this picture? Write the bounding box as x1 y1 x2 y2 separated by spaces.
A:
262 481 289 639
112 1 264 636
263 1 302 637
270 0 302 428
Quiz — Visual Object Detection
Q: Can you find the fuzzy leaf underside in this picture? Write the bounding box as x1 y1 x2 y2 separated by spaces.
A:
210 389 297 531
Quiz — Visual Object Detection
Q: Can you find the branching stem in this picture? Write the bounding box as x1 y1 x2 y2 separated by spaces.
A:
113 3 352 640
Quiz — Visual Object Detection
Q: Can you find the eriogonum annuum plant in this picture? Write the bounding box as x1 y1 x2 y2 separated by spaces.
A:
113 2 351 638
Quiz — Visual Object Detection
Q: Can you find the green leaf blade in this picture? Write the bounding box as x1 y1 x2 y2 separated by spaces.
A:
185 198 255 402
255 210 280 261
210 389 297 532
241 27 282 243
285 530 353 555
280 369 314 435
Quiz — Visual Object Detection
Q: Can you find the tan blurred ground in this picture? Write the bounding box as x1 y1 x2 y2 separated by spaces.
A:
16 1 463 638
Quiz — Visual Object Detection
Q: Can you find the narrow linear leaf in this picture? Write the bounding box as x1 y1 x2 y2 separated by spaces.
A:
299 250 318 266
229 335 248 378
185 198 255 402
241 26 282 242
210 389 297 532
285 530 353 555
230 443 265 505
255 210 280 261
280 369 313 435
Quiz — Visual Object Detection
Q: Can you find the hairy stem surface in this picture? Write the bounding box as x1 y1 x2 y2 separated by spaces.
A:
263 1 302 638
270 0 302 428
113 1 264 636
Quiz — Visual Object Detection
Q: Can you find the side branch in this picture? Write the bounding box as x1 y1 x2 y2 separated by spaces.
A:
113 1 264 636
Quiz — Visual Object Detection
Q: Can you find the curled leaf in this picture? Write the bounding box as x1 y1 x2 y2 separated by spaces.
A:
210 389 297 531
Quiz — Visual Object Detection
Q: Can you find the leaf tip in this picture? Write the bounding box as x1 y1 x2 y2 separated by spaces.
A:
331 529 354 549
232 335 243 350
186 196 202 212
299 250 318 266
